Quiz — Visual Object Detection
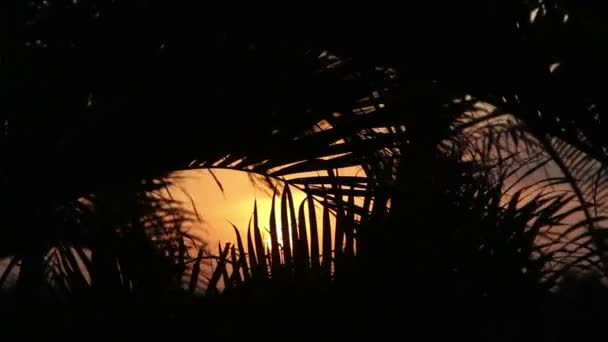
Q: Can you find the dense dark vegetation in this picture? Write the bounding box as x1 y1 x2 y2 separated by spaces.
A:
3 1 608 340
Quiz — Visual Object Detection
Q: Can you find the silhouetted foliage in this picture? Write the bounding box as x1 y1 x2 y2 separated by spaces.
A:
3 0 608 340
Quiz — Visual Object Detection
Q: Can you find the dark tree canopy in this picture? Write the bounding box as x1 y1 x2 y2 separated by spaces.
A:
3 1 608 340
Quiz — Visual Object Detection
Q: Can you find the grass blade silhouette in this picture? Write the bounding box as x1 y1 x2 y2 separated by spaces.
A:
189 248 204 293
286 186 300 270
232 223 251 282
253 202 269 279
333 204 345 278
297 201 310 271
280 186 292 268
229 245 243 287
321 199 332 280
345 187 355 258
221 250 231 291
268 192 281 276
307 193 320 273
207 243 230 295
246 223 259 279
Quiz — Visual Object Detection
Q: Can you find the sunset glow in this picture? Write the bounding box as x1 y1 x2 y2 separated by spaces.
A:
170 167 360 254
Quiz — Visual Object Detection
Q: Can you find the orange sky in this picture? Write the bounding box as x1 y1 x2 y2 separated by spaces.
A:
170 163 366 249
170 169 308 247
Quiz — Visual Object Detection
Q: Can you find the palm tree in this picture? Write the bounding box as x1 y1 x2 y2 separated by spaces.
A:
3 0 608 338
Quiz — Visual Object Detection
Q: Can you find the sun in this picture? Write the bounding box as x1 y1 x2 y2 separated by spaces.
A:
264 225 290 251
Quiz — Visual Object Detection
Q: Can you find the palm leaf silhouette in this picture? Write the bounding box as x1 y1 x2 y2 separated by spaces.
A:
4 1 608 338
